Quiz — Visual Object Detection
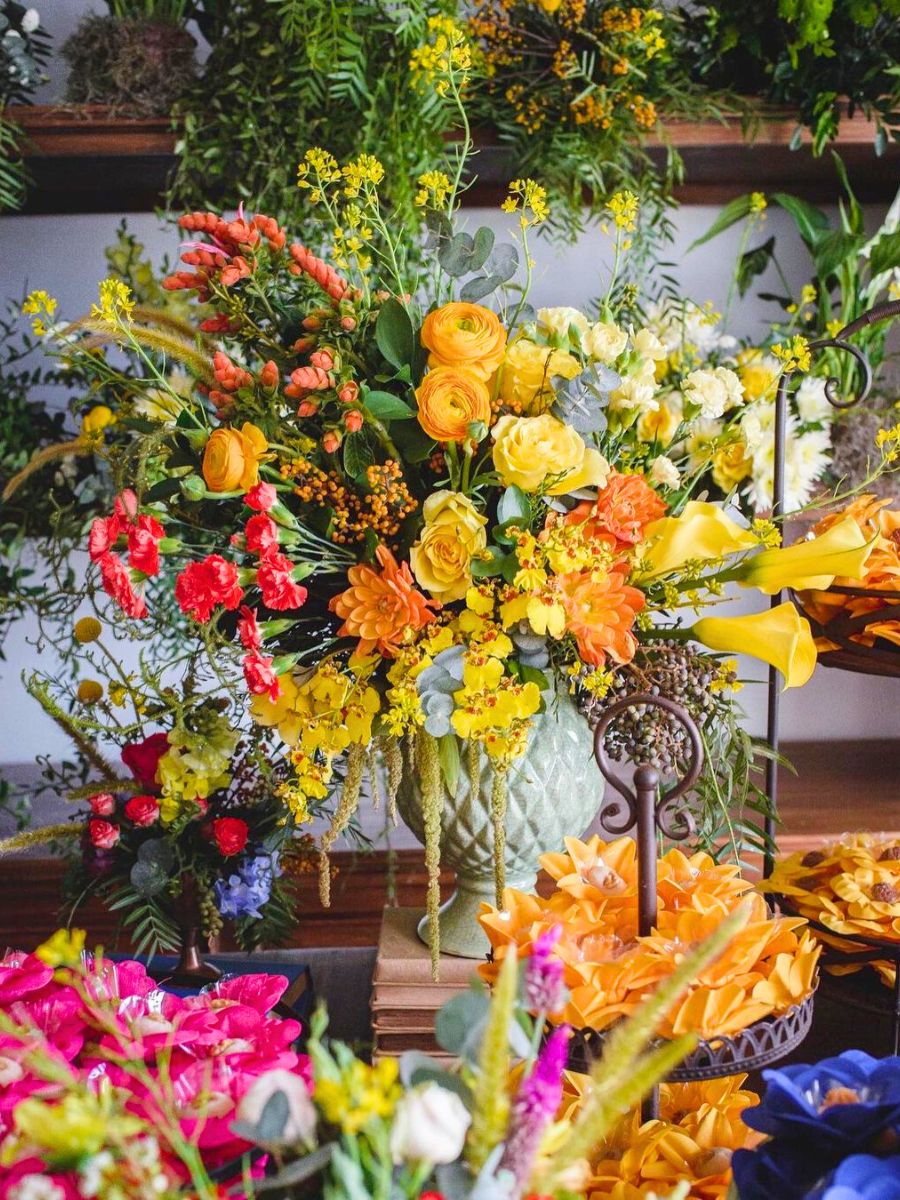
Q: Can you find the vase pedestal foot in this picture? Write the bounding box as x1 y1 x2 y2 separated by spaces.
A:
416 873 536 960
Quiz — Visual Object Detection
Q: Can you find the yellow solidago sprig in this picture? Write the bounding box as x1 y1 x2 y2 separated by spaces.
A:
90 277 135 327
315 1054 402 1136
875 422 900 466
415 169 452 211
409 13 474 96
772 334 812 374
296 146 342 204
604 189 640 235
501 177 549 228
22 288 58 337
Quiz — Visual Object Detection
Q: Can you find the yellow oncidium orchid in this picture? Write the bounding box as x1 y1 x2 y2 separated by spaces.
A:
691 602 817 688
735 517 874 595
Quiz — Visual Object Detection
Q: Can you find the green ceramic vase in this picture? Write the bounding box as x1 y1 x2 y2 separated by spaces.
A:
396 688 605 958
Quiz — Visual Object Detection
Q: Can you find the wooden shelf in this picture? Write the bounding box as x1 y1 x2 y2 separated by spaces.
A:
5 104 899 216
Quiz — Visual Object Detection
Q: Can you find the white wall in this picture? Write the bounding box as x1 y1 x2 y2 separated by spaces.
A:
1 0 897 772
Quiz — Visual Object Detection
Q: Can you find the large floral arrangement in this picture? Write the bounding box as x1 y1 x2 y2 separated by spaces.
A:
17 55 885 959
479 835 820 1040
0 929 310 1191
763 832 900 991
732 1050 900 1200
0 912 749 1199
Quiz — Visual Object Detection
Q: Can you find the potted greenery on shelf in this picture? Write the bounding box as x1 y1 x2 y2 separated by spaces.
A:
0 0 48 210
62 0 197 118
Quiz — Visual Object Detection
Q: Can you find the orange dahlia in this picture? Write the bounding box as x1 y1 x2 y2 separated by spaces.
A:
329 545 438 658
558 568 645 666
565 471 667 551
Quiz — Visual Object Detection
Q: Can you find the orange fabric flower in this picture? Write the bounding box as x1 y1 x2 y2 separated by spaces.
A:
565 471 667 550
558 568 645 666
415 366 493 443
328 545 438 658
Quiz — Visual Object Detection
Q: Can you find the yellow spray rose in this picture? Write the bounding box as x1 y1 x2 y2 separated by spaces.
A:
415 366 492 443
692 602 817 688
492 413 609 495
638 500 758 577
202 422 268 492
421 302 507 380
497 338 581 413
735 517 873 595
712 441 753 491
410 491 488 603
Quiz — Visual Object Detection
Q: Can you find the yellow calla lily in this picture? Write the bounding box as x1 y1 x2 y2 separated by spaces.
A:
638 501 759 578
736 517 874 595
692 602 817 688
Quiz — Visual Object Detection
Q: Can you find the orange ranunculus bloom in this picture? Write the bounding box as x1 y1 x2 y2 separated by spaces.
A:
420 302 507 380
202 421 268 492
558 568 645 667
328 545 438 658
565 471 667 551
415 365 493 443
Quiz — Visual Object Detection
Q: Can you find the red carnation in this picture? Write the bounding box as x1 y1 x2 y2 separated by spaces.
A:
256 552 308 612
99 553 148 619
175 555 244 622
88 819 120 850
243 651 281 701
122 732 169 786
127 514 166 577
212 817 249 857
237 605 263 651
88 515 121 562
124 795 160 827
245 481 277 512
245 514 279 555
113 489 139 526
89 792 115 816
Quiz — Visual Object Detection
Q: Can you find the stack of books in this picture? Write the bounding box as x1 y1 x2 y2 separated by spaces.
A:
371 906 485 1062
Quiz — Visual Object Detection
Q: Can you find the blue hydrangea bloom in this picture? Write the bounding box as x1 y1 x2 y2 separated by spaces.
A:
213 850 279 920
818 1153 900 1199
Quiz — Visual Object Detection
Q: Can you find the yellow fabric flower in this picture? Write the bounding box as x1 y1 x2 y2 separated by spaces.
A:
491 413 609 495
497 337 581 413
420 302 507 380
410 491 488 602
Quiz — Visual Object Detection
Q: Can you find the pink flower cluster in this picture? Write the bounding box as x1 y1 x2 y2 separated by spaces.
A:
0 952 310 1192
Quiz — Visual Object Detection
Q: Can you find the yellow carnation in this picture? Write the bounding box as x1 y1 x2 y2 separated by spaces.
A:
410 491 488 603
491 413 609 495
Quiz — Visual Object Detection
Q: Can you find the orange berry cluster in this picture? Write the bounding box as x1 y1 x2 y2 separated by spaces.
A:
281 457 417 546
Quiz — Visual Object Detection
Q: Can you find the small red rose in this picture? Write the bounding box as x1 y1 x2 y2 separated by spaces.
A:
122 732 169 786
124 795 160 827
89 792 116 817
212 817 249 857
89 819 120 850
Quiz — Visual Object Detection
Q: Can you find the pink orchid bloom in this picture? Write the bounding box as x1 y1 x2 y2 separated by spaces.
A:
0 953 54 1005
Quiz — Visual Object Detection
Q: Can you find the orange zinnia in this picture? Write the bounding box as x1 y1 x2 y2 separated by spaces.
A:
329 545 438 658
558 568 645 666
565 470 667 550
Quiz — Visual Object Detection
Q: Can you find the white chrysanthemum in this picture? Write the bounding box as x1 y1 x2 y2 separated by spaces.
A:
650 455 681 488
795 376 834 425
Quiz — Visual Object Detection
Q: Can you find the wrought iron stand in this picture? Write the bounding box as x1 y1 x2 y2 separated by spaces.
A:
568 693 814 1123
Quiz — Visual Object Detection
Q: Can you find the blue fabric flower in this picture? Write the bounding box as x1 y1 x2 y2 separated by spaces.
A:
214 850 279 920
817 1154 900 1199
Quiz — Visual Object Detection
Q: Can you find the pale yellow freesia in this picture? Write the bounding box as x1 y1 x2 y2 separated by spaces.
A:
638 501 758 578
735 518 874 595
692 602 817 688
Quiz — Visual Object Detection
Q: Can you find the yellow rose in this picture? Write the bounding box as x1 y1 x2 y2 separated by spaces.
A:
636 394 681 446
415 366 492 443
421 302 507 380
410 491 488 602
498 338 581 413
491 413 609 495
202 422 268 492
712 440 753 491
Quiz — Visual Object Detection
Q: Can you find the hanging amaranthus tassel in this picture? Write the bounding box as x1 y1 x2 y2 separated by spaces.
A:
379 735 402 827
466 737 480 799
491 763 509 908
418 729 444 980
318 744 366 907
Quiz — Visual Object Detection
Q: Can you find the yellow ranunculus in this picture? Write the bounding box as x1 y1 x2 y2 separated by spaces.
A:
202 422 268 493
415 366 492 443
692 602 817 688
420 302 507 380
638 500 759 577
736 517 874 595
492 413 609 495
497 337 581 414
712 440 753 491
410 491 487 603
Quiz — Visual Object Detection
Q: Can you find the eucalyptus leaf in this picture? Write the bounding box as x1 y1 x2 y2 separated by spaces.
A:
459 273 507 302
496 484 529 525
434 986 491 1060
470 546 508 577
234 1144 334 1194
256 1088 290 1143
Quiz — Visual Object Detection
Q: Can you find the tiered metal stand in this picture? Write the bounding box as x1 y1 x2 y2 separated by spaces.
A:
563 693 814 1122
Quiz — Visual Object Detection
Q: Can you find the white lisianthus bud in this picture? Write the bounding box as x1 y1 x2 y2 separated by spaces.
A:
389 1083 472 1165
650 455 681 489
583 320 628 363
537 306 590 339
236 1069 317 1148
